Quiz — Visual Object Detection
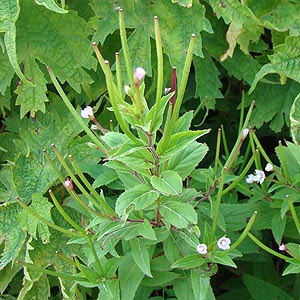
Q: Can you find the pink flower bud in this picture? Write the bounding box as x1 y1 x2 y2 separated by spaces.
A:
134 67 146 82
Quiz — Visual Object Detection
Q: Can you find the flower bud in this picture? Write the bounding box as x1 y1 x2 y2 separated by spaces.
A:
134 67 146 83
81 106 94 119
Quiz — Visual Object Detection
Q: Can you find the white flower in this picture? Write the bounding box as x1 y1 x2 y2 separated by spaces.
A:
254 169 265 184
196 243 208 255
134 67 146 81
265 163 274 172
246 169 265 184
81 106 94 119
124 84 133 96
217 236 231 250
279 244 286 251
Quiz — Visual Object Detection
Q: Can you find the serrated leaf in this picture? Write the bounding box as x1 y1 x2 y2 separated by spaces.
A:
15 57 49 118
0 202 25 270
250 36 300 93
166 142 209 179
171 254 206 269
194 53 223 109
0 50 14 95
209 0 263 57
16 0 92 94
18 194 53 243
34 0 68 13
151 170 182 195
246 80 300 132
290 92 300 144
160 201 197 229
0 0 34 86
91 0 212 79
130 238 152 277
115 184 159 217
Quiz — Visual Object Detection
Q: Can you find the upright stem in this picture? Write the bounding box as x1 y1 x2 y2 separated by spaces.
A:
119 8 134 88
47 67 106 150
150 16 163 133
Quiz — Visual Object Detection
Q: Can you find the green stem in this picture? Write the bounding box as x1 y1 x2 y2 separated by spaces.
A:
103 60 142 144
68 155 116 216
287 195 300 232
119 8 134 88
213 128 222 178
47 66 106 150
115 52 123 94
17 261 85 282
16 197 83 238
51 144 106 216
221 125 229 158
56 251 77 266
277 140 291 182
220 211 257 255
49 190 86 234
150 16 163 133
238 91 245 134
87 233 104 275
248 232 291 260
210 172 226 240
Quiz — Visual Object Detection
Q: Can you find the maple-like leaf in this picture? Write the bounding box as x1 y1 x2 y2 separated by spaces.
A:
90 0 212 79
249 36 300 93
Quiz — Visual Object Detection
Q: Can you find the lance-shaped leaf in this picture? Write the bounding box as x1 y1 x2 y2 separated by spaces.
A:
171 254 206 269
160 201 197 228
191 270 211 300
151 170 182 195
130 238 152 277
250 36 300 93
115 184 160 217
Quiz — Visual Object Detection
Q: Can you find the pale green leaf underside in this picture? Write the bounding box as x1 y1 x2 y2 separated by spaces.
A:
34 0 68 14
250 36 300 93
290 92 300 144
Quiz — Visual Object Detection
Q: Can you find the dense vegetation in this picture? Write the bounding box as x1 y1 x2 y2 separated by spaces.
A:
1 0 300 299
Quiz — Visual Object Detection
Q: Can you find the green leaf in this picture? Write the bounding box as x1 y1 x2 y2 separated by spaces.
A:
209 0 263 56
166 142 209 179
171 0 192 8
138 219 157 241
283 261 300 276
194 53 223 110
141 270 180 286
171 254 206 269
98 280 120 300
34 0 68 13
210 253 237 268
0 202 26 270
246 80 300 132
271 212 286 246
243 273 294 300
18 194 53 243
119 253 144 300
16 0 93 94
157 129 209 160
173 276 195 300
191 270 210 300
130 238 152 277
151 170 182 195
0 50 14 95
115 184 159 217
15 57 49 118
249 36 300 93
160 201 197 228
290 92 300 144
0 0 34 86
